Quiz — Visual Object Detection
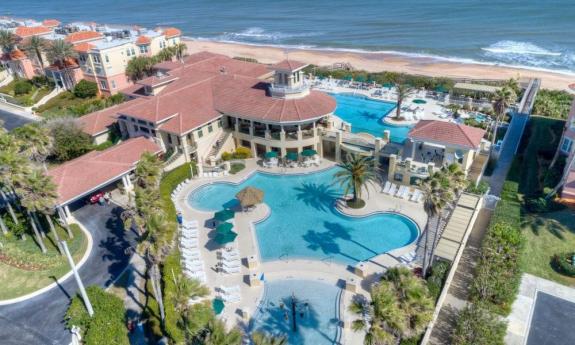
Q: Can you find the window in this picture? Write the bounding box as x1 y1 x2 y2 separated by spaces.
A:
131 48 136 56
168 135 172 144
137 119 147 125
561 137 573 153
92 54 101 64
139 126 150 134
100 80 108 90
177 137 181 145
241 140 250 148
126 48 132 57
79 54 87 63
218 120 222 128
208 125 213 133
197 129 203 138
139 45 148 54
187 133 192 141
172 38 176 45
133 124 138 131
160 40 166 49
105 54 109 63
111 80 116 89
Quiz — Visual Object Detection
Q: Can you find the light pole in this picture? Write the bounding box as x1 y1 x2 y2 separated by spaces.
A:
60 240 94 316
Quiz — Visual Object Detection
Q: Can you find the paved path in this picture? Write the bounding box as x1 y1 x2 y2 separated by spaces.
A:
486 112 529 196
0 203 137 345
0 108 33 131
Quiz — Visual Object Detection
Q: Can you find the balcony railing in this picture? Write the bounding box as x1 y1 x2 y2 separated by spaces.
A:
269 81 310 95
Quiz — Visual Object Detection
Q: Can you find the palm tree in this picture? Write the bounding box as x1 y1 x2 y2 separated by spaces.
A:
504 77 521 95
45 39 78 89
0 29 16 54
125 56 154 82
203 320 242 345
420 169 456 275
491 87 517 144
169 272 209 313
23 36 47 69
156 47 175 62
0 132 28 224
333 153 379 207
251 332 287 345
173 43 187 61
395 83 415 119
15 169 58 253
12 123 52 169
350 267 434 344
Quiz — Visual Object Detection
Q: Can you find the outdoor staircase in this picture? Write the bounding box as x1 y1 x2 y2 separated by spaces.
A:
206 130 233 158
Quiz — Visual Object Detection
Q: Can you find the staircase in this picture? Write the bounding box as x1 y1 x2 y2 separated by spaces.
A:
206 131 233 159
163 150 185 172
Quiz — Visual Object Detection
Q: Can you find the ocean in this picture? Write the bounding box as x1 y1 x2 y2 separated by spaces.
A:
3 0 575 74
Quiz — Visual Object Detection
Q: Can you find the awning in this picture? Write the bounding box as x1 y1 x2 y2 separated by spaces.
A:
264 151 278 159
215 230 238 245
216 222 234 234
453 82 501 94
286 152 298 161
301 149 317 157
212 298 225 315
214 209 235 222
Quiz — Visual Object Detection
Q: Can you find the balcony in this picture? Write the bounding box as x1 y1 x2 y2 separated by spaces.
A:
269 81 310 96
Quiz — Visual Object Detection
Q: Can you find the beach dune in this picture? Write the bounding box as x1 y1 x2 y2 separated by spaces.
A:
184 39 573 91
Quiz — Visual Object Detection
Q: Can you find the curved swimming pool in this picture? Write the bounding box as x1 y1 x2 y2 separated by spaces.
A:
251 279 342 345
332 93 412 143
188 168 419 264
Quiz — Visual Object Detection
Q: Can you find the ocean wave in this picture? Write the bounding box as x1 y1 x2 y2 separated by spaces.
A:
482 41 562 56
215 27 322 43
189 37 575 76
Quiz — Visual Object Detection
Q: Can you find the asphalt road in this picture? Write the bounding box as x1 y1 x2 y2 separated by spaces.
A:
0 203 138 345
0 108 33 131
527 292 575 345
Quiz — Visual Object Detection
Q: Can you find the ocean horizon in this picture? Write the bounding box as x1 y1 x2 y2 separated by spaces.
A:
3 0 575 75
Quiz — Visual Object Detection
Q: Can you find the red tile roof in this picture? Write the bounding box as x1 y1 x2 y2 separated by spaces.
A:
161 27 181 38
42 19 61 27
408 120 486 149
2 49 27 61
136 35 151 45
73 42 95 53
14 26 52 38
48 137 162 205
78 99 148 136
270 59 308 71
65 31 103 44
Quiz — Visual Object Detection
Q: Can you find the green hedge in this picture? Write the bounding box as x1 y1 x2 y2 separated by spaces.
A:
451 304 507 345
65 285 129 345
426 261 450 302
551 252 575 277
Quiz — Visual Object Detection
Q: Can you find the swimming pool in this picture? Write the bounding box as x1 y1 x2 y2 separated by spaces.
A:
188 168 419 264
251 279 341 345
331 93 412 143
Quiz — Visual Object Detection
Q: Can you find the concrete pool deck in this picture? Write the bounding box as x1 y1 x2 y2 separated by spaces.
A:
173 158 427 344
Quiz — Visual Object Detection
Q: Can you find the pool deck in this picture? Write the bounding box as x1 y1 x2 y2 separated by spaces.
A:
174 158 427 344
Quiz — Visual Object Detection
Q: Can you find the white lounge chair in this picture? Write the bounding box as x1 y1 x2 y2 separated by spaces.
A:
388 184 398 196
221 259 241 268
410 190 421 202
219 285 241 294
219 292 241 303
181 231 198 239
382 181 391 194
180 242 199 250
222 266 241 274
394 185 405 198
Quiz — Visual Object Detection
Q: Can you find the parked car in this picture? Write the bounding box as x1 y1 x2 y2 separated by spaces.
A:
89 191 105 204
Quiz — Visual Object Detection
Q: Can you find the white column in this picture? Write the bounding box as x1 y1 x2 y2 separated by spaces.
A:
122 175 133 191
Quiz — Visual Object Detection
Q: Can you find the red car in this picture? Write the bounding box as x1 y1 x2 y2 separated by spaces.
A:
89 191 105 204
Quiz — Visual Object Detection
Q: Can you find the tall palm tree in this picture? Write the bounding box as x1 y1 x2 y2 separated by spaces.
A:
173 43 187 61
0 132 28 224
203 320 242 345
125 56 154 82
491 87 517 145
251 332 287 345
23 36 47 69
333 153 379 207
156 47 175 62
420 169 456 274
170 272 209 313
15 169 58 253
395 83 415 119
12 123 52 169
0 29 16 55
350 267 434 344
45 39 78 89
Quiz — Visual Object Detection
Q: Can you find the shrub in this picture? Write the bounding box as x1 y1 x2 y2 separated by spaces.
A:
13 81 32 95
551 252 575 277
524 197 565 213
452 304 507 345
73 80 98 99
65 285 128 345
30 75 52 88
221 151 232 161
465 180 489 195
533 89 573 119
426 261 450 301
234 146 252 159
48 119 94 162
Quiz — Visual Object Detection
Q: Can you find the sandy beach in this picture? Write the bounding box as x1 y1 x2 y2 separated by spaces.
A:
184 39 574 91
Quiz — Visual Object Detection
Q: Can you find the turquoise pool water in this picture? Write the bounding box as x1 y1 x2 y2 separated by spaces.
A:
332 93 412 143
251 279 341 345
188 168 419 264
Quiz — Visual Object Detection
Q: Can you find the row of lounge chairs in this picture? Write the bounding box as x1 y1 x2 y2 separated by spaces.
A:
179 220 207 283
202 170 229 178
216 285 241 303
382 181 423 203
171 178 193 200
217 246 241 274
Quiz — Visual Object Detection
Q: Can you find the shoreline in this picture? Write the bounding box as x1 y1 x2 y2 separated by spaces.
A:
184 39 574 91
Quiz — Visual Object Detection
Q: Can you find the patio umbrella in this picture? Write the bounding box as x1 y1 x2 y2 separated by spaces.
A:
301 149 318 157
212 298 225 315
214 209 235 222
355 75 366 83
235 186 264 208
216 222 233 234
264 151 278 159
215 230 238 245
285 152 298 161
343 75 353 81
435 85 448 93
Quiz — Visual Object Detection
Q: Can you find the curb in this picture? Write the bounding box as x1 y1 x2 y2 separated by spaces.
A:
0 218 94 305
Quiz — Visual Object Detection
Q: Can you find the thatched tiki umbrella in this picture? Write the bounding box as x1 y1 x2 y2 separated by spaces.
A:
235 186 264 210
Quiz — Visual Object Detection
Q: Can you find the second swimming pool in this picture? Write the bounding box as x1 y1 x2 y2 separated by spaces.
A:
188 168 419 264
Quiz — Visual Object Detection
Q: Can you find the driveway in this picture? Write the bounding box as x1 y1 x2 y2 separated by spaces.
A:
0 203 138 345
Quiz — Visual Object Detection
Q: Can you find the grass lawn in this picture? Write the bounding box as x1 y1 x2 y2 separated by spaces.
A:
0 224 88 300
34 91 98 118
0 80 53 106
521 209 575 287
229 162 245 174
